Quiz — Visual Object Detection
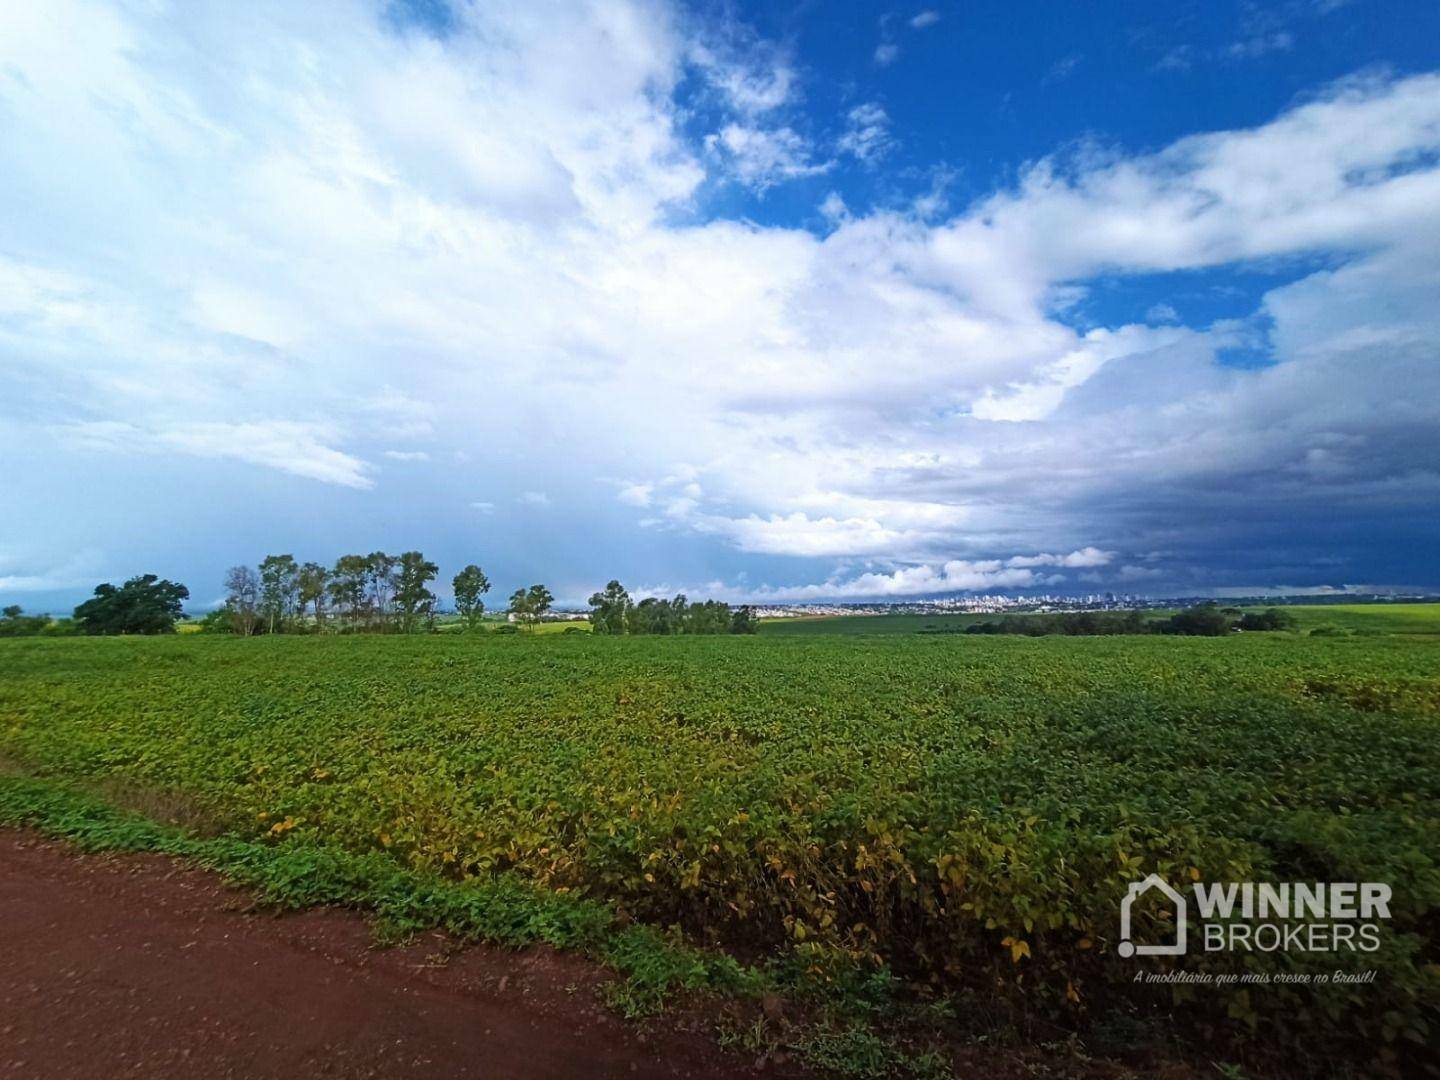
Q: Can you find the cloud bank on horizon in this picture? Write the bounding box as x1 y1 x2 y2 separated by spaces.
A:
1 0 1438 607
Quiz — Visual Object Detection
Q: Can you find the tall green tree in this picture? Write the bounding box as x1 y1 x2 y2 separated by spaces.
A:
327 555 370 631
730 605 758 634
587 580 630 635
452 564 491 631
626 596 671 635
297 562 329 631
508 583 553 629
364 551 397 631
223 565 260 636
74 574 189 635
526 584 554 624
258 553 300 634
394 551 439 633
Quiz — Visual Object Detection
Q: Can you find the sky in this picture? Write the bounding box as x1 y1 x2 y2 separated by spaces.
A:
2 0 1439 611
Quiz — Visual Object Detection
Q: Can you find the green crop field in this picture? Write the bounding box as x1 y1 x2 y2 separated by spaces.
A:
760 612 998 634
2 631 1437 1071
761 601 1440 636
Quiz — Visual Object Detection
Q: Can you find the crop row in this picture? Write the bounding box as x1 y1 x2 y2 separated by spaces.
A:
1 633 1436 1068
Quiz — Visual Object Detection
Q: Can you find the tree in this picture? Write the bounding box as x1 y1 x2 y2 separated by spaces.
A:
327 555 371 631
223 565 260 636
452 564 491 631
1238 607 1298 632
526 584 554 624
74 574 189 635
507 587 529 626
508 583 553 629
196 608 234 634
730 605 758 635
692 600 732 634
627 596 672 635
394 551 439 633
297 562 329 631
258 553 300 634
587 580 630 635
0 605 49 637
365 551 397 631
1163 602 1233 637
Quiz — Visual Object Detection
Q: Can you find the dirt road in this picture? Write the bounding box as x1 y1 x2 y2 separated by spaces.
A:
0 830 770 1079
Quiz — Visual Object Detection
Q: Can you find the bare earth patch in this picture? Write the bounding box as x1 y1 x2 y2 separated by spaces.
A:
0 829 769 1079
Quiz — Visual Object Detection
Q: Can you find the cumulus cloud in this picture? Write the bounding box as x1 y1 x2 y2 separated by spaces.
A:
616 482 654 507
1 1 1438 602
819 191 849 222
696 560 1050 602
1006 548 1114 569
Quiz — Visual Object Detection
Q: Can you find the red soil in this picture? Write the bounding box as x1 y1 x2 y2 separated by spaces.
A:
0 830 776 1079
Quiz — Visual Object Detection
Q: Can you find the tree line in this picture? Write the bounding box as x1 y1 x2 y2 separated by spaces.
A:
954 603 1298 637
588 580 757 635
214 552 544 634
0 565 758 637
0 575 192 636
2 580 1289 640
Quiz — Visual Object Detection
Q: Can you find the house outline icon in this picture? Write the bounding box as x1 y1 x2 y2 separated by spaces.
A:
1117 873 1187 957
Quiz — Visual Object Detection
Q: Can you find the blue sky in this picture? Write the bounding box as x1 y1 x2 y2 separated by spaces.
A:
1 0 1438 610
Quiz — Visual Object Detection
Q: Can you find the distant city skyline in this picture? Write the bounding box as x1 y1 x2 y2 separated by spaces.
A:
3 0 1438 610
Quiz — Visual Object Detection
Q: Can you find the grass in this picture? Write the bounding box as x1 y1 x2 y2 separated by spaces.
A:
1 630 1437 1070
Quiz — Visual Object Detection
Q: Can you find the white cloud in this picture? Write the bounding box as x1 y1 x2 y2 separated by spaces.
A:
383 449 430 462
689 38 795 115
470 501 495 513
1 3 1437 599
1225 31 1294 61
518 491 551 507
744 560 1045 601
837 102 893 162
874 43 901 67
706 124 832 189
617 482 654 507
1005 547 1114 569
910 11 941 30
55 420 373 489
